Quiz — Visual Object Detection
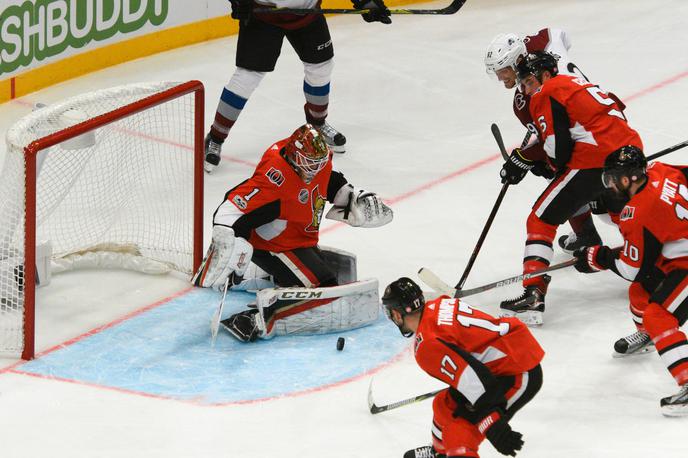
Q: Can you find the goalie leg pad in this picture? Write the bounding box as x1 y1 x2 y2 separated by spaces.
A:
320 245 357 285
255 278 379 339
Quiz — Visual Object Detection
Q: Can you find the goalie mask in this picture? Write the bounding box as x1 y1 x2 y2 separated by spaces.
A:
382 277 425 337
285 124 331 184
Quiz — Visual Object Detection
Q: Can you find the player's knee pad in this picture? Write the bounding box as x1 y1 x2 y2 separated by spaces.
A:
227 67 266 99
254 278 379 338
303 59 334 87
320 245 357 285
643 302 679 339
525 212 557 242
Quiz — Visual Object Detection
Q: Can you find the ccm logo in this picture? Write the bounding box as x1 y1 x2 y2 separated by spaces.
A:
279 291 323 299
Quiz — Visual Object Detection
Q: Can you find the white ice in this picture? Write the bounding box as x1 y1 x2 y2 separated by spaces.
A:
1 0 688 456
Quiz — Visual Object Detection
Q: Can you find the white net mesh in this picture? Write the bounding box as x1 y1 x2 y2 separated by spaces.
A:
0 81 200 356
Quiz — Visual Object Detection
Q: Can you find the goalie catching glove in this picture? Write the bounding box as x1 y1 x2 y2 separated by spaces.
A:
192 225 253 290
326 184 393 228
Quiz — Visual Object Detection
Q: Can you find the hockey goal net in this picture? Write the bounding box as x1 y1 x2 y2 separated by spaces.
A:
1 81 204 360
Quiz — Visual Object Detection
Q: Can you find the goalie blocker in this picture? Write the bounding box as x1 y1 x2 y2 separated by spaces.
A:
221 278 379 342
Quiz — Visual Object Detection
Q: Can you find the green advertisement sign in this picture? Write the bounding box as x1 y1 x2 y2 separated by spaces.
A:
0 0 169 75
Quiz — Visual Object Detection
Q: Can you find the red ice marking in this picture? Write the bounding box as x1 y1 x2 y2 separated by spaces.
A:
623 69 688 102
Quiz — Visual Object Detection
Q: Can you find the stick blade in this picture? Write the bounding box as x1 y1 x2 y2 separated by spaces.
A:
418 268 455 296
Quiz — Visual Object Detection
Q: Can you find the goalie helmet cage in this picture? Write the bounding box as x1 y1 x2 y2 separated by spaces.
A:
1 81 205 360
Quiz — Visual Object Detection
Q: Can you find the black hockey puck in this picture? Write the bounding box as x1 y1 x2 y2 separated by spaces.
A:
336 337 345 351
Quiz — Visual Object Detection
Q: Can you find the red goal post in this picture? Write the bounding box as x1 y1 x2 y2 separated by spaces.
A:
1 81 205 360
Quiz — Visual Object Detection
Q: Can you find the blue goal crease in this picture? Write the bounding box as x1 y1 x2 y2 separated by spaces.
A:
20 287 407 405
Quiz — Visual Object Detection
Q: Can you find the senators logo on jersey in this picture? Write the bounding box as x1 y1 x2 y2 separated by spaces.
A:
306 185 326 233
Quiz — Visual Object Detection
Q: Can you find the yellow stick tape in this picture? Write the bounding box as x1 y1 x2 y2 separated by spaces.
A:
0 0 429 104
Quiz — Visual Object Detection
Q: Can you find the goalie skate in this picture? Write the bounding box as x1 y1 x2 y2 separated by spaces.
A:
612 330 654 358
660 384 688 417
317 121 346 153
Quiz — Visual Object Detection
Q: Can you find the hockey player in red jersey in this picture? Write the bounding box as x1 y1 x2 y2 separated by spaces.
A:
574 146 688 416
383 278 544 458
484 28 603 253
203 0 391 172
497 51 643 326
194 124 393 342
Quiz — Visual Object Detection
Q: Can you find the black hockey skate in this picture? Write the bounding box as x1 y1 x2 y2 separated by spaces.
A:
204 133 223 173
221 309 261 342
499 275 550 326
660 384 688 417
557 227 602 254
612 330 654 358
317 121 346 154
404 446 436 458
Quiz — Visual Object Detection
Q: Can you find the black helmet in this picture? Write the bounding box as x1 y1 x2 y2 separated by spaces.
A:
602 145 647 189
382 277 424 337
516 51 559 82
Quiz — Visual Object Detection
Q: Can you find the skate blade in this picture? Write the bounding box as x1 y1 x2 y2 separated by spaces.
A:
611 345 655 359
328 144 346 154
500 309 543 327
661 404 688 417
204 161 218 174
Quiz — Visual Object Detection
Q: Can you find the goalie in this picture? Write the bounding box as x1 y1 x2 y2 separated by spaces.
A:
193 124 393 342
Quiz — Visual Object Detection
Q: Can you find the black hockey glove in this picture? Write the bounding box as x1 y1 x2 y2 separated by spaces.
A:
479 411 523 457
573 245 615 274
351 0 392 24
230 0 252 22
530 160 555 180
500 149 533 185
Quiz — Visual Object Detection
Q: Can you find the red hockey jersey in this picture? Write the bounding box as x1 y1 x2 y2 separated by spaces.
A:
615 162 688 281
529 74 642 170
414 296 544 404
224 138 343 252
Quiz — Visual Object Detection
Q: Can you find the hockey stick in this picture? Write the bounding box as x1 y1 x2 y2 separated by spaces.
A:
454 125 531 290
210 276 231 346
419 258 578 299
367 379 443 414
254 0 467 15
647 139 688 161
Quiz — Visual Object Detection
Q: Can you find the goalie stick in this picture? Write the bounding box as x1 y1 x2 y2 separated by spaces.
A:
419 258 578 299
254 0 467 15
367 379 443 414
210 276 231 346
454 125 532 291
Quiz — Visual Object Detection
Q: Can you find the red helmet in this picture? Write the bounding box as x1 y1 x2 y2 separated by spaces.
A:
284 124 330 182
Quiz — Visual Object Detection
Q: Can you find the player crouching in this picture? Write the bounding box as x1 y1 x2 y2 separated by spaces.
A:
574 146 688 416
383 278 544 458
193 124 393 342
